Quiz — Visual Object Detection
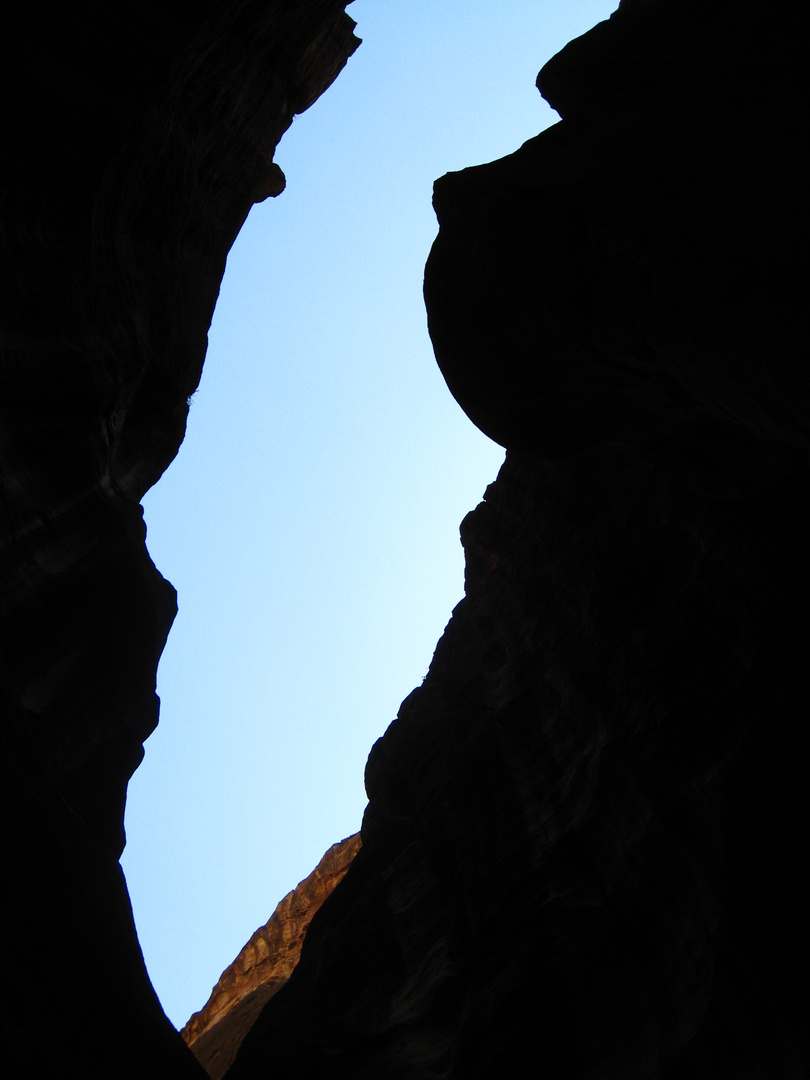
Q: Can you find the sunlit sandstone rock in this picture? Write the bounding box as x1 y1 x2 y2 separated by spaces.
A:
182 834 361 1080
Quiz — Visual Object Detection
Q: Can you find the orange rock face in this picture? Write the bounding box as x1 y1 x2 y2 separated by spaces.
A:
181 834 361 1079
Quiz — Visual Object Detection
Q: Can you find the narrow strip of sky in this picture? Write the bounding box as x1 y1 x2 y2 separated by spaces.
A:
122 0 618 1030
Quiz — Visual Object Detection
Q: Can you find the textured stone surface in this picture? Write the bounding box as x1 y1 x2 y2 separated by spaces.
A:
1 3 358 1075
182 834 361 1079
220 2 810 1077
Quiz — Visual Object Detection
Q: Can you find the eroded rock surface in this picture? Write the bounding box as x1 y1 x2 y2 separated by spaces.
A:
182 834 361 1079
1 3 358 1075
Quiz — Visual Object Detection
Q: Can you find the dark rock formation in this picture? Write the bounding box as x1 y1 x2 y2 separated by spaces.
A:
1 3 358 1076
4 0 808 1078
182 834 361 1079
217 2 810 1078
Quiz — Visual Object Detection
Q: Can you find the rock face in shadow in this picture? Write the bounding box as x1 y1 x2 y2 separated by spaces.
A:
182 834 361 1080
4 1 808 1078
0 3 358 1076
217 2 809 1078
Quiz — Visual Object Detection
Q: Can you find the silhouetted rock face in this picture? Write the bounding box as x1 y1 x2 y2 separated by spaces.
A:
220 2 809 1078
1 3 358 1076
426 1 807 461
5 0 809 1076
182 834 361 1079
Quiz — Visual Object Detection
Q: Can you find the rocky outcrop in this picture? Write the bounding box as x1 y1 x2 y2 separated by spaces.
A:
182 834 361 1079
217 2 810 1078
1 3 358 1076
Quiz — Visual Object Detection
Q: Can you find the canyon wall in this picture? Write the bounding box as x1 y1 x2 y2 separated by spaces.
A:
219 2 810 1077
182 834 361 1079
0 3 358 1075
3 1 808 1078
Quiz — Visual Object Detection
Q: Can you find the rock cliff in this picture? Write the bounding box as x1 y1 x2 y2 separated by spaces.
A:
1 3 358 1076
182 834 361 1080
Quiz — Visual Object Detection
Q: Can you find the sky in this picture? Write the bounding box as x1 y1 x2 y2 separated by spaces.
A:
121 0 618 1031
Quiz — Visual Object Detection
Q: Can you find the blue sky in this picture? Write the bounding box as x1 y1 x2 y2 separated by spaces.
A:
121 0 617 1030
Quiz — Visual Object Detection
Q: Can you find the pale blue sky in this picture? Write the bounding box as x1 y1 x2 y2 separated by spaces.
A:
122 0 617 1030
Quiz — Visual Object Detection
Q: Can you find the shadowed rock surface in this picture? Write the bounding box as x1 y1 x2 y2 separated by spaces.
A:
3 0 808 1078
182 834 361 1080
1 3 358 1076
218 2 810 1078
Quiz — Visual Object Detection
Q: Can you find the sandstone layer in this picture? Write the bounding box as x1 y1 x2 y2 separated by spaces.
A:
1 4 358 1076
182 834 361 1080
